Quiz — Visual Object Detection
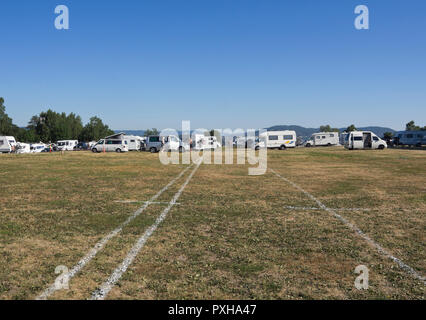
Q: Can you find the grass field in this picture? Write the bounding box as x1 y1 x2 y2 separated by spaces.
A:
0 147 425 300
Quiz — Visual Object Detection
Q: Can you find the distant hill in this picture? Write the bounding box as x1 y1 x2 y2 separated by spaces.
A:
265 125 397 138
116 126 397 139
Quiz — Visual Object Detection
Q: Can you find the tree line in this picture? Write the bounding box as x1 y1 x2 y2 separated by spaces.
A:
0 97 114 142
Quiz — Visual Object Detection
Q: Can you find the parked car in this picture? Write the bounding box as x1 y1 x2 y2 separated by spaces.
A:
91 139 129 153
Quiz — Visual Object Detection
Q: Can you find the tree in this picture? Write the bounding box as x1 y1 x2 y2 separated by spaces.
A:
144 128 159 136
0 97 16 135
320 125 339 132
406 121 421 131
79 116 114 141
383 132 394 139
346 124 357 132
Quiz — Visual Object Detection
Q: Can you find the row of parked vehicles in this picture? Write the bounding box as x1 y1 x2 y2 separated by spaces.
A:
2 129 424 154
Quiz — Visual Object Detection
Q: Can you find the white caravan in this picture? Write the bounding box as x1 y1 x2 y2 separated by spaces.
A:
123 135 142 151
193 134 221 150
57 140 78 151
30 143 46 153
255 130 297 150
304 132 340 147
344 131 387 150
0 136 17 153
15 142 31 154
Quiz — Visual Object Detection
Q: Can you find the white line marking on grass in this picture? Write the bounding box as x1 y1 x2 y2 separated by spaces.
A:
36 165 193 300
90 159 202 300
284 206 371 212
270 169 426 285
114 200 180 205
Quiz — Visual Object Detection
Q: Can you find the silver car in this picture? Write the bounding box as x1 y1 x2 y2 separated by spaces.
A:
92 139 129 153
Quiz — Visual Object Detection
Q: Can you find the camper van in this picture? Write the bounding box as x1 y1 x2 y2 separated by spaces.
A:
193 134 221 150
91 139 129 153
395 131 426 147
57 140 78 151
255 130 297 150
0 136 17 153
304 132 339 147
123 135 142 151
344 131 387 150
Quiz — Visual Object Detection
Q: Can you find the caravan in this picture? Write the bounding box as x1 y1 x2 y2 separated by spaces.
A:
344 131 387 150
255 130 297 150
0 136 16 153
304 132 339 147
57 140 78 151
123 135 142 151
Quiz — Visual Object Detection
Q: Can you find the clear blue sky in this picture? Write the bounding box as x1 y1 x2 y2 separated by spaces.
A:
1 0 425 131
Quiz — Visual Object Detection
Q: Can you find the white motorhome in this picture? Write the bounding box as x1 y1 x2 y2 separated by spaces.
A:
344 131 387 150
255 130 297 150
57 140 78 151
0 136 16 153
123 135 142 151
304 132 340 147
193 134 221 150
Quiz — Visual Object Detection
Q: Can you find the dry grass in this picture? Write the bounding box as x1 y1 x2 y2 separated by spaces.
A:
0 148 424 299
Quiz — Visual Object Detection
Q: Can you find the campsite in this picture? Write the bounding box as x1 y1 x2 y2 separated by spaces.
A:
0 147 424 299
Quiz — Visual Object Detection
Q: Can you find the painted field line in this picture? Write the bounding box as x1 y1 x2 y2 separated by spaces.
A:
91 159 202 300
114 200 181 205
36 165 193 300
270 169 426 285
284 206 371 212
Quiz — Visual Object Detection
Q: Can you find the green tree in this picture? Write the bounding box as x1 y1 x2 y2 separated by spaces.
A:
320 125 339 132
383 132 394 140
144 128 159 136
0 97 16 135
405 121 421 131
79 116 114 141
346 124 357 132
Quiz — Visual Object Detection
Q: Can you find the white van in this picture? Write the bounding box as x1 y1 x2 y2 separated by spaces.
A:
162 135 190 152
57 140 78 151
305 132 340 147
344 131 387 150
30 143 47 153
255 130 297 150
91 139 129 153
0 136 16 153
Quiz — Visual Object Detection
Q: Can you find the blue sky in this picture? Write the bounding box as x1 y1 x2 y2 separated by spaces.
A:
1 0 425 130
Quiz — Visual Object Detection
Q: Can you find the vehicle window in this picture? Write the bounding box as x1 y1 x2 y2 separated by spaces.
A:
150 136 160 142
0 141 3 146
373 137 379 141
130 140 135 142
407 134 413 138
98 140 104 144
322 136 326 139
330 134 334 137
316 136 320 140
268 135 278 141
354 137 363 141
417 134 423 138
283 135 293 140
